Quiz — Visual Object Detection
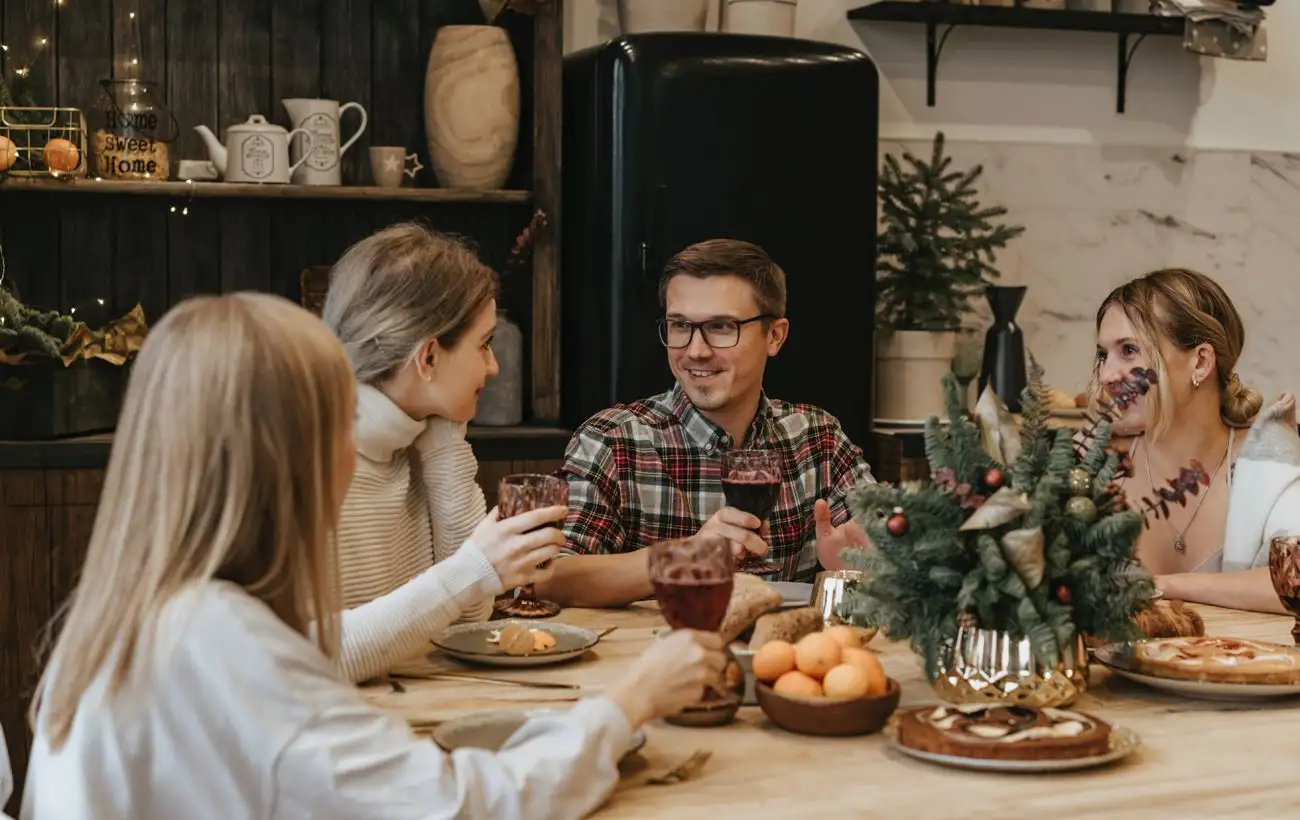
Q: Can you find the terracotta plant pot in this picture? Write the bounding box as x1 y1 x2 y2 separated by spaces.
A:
756 677 901 737
875 329 957 422
424 25 520 190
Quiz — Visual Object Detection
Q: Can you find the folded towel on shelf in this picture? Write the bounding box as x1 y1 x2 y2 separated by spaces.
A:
1156 0 1268 60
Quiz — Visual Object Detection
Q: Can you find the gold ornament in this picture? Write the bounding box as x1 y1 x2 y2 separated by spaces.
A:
1066 495 1098 523
1067 467 1092 497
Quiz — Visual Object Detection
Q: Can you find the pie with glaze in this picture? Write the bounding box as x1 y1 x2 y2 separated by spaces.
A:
895 703 1112 761
1131 636 1300 684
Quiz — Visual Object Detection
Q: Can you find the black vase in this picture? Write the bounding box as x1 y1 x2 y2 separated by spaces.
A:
978 285 1028 413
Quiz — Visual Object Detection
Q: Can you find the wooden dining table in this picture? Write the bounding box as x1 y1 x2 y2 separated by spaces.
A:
362 603 1300 818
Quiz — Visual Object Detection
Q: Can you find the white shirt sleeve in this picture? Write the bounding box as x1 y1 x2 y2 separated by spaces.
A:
270 698 632 820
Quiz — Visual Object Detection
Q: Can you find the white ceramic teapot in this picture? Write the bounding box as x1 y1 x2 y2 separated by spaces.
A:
193 115 312 184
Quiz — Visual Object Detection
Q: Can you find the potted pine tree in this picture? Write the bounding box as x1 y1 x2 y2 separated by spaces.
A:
875 132 1024 421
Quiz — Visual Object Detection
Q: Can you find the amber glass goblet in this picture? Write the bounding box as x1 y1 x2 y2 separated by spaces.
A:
492 474 567 619
1268 535 1300 645
720 449 782 575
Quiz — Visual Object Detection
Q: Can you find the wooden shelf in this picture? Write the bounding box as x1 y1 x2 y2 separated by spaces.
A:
0 176 532 204
847 1 1185 113
0 425 572 470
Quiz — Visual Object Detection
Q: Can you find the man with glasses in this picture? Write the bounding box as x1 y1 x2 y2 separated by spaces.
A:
533 239 875 608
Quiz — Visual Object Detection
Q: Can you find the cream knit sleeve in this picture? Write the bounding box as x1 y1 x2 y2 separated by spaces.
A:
415 417 494 623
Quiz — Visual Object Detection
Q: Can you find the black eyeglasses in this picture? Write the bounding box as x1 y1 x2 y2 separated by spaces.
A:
657 315 773 349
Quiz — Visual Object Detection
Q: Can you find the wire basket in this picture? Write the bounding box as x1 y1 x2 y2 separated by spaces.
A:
0 106 89 178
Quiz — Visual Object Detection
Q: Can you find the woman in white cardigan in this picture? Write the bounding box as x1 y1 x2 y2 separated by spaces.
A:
1094 268 1294 613
24 293 725 819
321 223 560 683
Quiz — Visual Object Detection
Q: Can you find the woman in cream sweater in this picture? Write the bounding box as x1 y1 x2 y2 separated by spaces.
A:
321 223 559 683
1094 268 1296 613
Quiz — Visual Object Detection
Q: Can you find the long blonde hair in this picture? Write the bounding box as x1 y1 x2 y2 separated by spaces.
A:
1095 268 1262 438
322 222 500 384
31 293 356 748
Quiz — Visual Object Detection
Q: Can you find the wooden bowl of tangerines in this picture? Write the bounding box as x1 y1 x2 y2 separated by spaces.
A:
750 617 900 737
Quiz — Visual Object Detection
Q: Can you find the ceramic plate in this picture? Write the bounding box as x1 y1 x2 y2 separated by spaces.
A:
884 721 1141 773
1093 644 1300 700
769 581 813 608
432 619 599 668
433 708 646 761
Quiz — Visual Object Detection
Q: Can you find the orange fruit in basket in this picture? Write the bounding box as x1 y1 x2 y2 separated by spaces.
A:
793 632 842 680
752 640 796 682
822 663 870 698
840 647 888 697
43 138 80 173
772 670 822 698
821 624 863 650
0 136 16 172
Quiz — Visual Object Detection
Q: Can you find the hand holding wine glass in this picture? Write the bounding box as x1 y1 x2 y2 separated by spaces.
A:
468 504 566 591
720 449 782 575
606 630 726 729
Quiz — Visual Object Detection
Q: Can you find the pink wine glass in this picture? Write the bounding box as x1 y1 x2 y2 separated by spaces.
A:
492 473 567 619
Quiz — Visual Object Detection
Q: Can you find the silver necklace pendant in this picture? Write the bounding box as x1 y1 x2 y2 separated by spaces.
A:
1174 537 1187 554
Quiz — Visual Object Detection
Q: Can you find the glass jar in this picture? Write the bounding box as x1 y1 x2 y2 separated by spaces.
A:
91 79 176 181
473 309 523 426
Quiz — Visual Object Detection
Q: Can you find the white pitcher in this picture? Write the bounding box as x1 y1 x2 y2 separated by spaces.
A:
281 98 368 186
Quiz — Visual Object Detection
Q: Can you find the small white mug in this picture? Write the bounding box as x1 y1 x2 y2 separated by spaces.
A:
369 146 423 188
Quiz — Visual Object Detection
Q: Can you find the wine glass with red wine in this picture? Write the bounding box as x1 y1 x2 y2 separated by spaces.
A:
720 449 782 575
648 534 743 725
1268 535 1300 645
492 474 567 619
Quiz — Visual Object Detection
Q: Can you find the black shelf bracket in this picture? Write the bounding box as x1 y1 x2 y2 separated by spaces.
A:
1116 32 1149 114
849 2 1185 115
925 23 958 108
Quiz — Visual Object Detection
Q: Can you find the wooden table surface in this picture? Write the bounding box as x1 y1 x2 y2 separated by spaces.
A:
363 603 1299 818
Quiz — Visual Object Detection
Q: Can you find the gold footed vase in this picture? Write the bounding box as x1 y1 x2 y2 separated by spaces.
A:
929 625 1089 709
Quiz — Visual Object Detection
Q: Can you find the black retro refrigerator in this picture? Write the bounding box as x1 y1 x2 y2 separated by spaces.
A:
560 33 880 446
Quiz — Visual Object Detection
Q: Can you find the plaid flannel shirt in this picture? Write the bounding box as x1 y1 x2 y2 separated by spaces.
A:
559 383 876 581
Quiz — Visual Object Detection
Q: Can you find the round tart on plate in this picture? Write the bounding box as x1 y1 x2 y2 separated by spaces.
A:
895 703 1111 762
1130 636 1300 684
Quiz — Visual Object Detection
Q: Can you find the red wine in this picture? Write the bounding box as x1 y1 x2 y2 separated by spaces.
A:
653 573 734 631
722 477 779 521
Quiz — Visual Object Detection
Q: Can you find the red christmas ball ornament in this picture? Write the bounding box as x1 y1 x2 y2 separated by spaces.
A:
886 507 909 537
1056 584 1072 605
984 468 1005 491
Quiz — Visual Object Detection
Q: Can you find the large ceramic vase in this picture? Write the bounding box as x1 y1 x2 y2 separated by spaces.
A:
618 0 710 32
930 625 1089 709
979 285 1028 413
424 25 520 190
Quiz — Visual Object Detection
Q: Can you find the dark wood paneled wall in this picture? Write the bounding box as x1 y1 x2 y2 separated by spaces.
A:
0 0 539 370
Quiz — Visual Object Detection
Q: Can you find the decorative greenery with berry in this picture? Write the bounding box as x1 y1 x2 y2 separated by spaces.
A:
839 358 1209 677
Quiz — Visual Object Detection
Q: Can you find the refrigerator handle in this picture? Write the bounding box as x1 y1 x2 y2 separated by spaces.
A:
643 183 668 278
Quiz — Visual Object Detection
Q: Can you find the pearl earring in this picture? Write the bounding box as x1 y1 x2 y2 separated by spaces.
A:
1192 374 1202 388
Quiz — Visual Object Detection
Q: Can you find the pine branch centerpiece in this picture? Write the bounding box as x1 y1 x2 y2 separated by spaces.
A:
839 359 1209 707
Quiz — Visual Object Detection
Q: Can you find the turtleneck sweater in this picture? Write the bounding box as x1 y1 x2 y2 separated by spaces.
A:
335 384 501 683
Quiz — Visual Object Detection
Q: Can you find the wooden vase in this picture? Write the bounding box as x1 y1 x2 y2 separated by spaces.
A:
424 25 520 190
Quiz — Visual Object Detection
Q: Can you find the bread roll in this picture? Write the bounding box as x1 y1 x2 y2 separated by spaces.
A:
748 606 823 650
719 573 784 644
1134 600 1206 639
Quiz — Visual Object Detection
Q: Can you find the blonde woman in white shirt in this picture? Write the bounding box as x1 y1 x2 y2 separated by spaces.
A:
322 223 549 683
23 293 725 820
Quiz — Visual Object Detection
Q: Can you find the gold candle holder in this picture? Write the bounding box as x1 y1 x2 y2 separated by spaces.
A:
812 569 864 626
